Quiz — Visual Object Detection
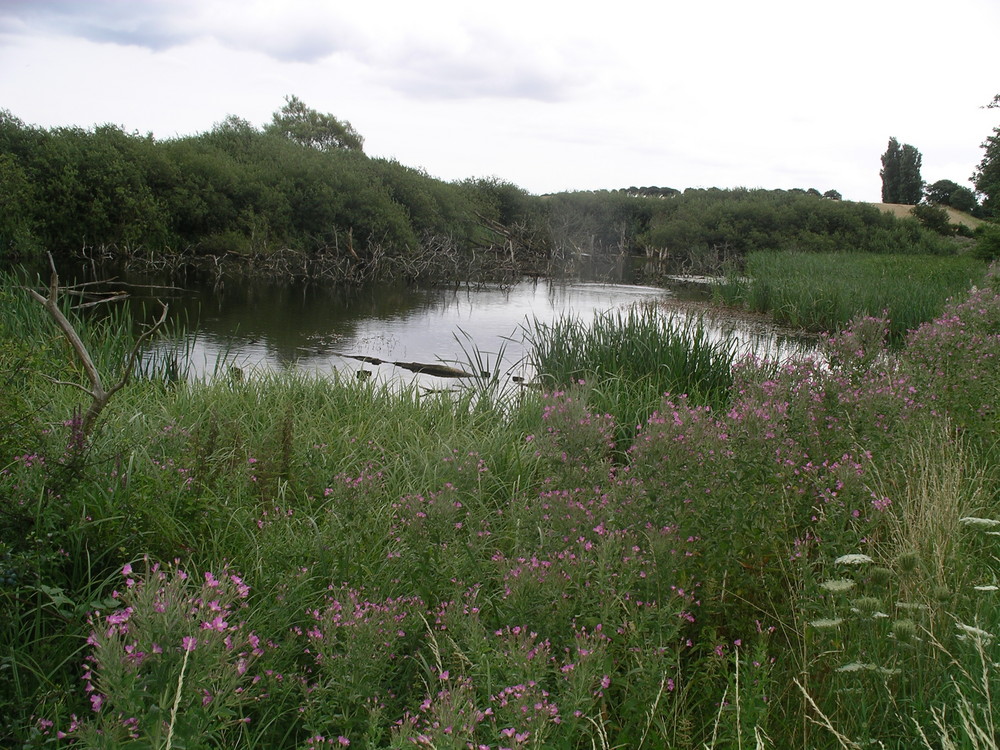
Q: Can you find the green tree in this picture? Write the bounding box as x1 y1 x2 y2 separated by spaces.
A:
881 138 923 204
972 94 1000 217
948 186 978 213
898 143 923 204
924 179 978 213
0 153 39 256
265 95 364 153
880 137 902 202
911 203 952 235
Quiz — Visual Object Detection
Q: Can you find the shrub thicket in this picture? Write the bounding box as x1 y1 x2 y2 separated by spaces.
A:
2 109 962 280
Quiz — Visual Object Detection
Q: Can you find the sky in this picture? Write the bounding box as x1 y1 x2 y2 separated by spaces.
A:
1 0 998 203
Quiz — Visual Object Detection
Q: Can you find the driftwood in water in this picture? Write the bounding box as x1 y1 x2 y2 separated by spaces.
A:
333 352 483 379
333 353 386 366
390 361 482 378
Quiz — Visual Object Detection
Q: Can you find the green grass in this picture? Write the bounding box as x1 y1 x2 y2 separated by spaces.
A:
523 304 738 448
3 266 1000 748
715 251 988 344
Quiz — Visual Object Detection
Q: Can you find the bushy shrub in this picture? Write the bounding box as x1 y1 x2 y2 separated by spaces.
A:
972 222 1000 261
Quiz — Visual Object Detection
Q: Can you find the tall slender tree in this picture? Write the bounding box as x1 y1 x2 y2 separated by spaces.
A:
880 138 902 202
880 137 923 204
898 143 923 205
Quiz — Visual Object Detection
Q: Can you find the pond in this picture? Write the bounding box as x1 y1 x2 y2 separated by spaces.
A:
127 274 814 387
19 262 815 387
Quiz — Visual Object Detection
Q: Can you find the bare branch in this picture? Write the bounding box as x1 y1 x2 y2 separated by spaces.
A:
27 272 107 401
105 301 169 401
26 254 170 439
38 374 95 396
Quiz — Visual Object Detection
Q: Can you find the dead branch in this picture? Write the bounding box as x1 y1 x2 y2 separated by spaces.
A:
26 255 169 439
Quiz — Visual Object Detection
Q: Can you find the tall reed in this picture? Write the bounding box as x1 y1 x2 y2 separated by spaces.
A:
524 304 738 440
716 251 986 343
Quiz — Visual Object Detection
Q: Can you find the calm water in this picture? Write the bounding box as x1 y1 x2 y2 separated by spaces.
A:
20 262 813 386
130 274 812 386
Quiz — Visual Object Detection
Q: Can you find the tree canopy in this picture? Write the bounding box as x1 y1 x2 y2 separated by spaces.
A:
264 95 365 153
973 94 1000 218
880 137 923 205
924 179 978 213
0 106 961 277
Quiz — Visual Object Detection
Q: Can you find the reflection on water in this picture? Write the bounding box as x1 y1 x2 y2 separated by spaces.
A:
134 275 813 386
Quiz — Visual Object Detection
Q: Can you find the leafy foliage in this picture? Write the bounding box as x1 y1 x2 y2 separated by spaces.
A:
910 203 953 235
924 178 979 213
636 187 953 265
0 106 962 279
881 137 923 205
264 95 365 153
973 95 1000 218
972 222 1000 261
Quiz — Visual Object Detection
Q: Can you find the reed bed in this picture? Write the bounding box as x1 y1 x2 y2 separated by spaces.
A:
715 251 987 344
524 304 739 446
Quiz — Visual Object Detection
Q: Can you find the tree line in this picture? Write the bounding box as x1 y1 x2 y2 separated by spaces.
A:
0 98 985 280
879 92 1000 217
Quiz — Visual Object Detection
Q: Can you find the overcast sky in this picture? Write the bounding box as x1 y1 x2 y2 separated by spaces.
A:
1 0 997 202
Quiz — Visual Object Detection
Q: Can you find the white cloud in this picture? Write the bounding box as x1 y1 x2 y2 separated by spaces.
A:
0 0 998 201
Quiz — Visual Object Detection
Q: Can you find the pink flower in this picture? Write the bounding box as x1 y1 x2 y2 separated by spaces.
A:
201 615 229 631
182 636 198 652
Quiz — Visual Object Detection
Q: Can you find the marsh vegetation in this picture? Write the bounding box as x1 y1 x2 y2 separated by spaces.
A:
3 253 998 748
3 101 999 748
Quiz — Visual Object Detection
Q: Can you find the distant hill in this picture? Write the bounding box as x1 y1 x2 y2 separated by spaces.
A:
872 202 983 230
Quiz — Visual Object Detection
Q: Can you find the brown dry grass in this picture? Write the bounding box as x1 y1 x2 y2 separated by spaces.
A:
872 202 984 230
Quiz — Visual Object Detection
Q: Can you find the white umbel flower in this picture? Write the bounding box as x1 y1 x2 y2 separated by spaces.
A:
836 662 899 675
820 579 856 593
835 554 873 565
809 618 843 628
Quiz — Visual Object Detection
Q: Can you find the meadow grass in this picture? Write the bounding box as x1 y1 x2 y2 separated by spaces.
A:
715 251 988 344
3 266 999 748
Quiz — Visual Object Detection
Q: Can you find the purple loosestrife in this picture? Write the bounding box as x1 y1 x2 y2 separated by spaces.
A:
63 559 270 746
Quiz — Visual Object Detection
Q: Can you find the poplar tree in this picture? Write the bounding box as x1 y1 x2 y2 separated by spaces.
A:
880 137 923 204
880 138 902 202
898 143 923 205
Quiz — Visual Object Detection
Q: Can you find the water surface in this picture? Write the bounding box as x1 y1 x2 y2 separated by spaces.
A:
137 276 812 386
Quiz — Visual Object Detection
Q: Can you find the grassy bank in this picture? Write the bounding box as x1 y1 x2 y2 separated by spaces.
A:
715 251 987 343
2 266 999 748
